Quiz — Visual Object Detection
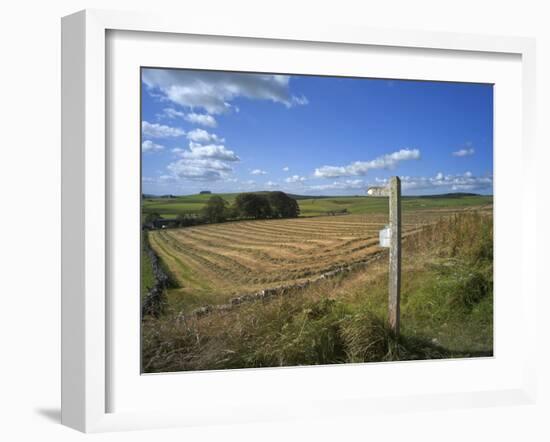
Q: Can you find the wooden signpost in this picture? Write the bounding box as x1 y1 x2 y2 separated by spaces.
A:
367 176 402 335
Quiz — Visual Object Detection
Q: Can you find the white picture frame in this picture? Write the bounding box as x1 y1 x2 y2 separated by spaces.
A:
61 9 537 433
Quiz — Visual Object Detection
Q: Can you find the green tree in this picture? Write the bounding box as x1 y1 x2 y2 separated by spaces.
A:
176 213 202 227
144 212 161 225
202 196 228 223
234 193 272 219
268 191 300 218
224 205 239 220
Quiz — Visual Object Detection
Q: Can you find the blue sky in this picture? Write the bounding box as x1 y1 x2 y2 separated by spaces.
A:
141 68 493 196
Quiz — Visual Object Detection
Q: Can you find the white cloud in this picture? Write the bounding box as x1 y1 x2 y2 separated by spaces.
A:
142 174 177 185
142 69 307 114
179 142 239 162
158 174 177 183
165 135 239 182
161 108 218 128
452 147 475 157
167 158 233 181
187 128 224 144
282 166 290 172
141 140 164 152
251 169 267 175
184 113 218 127
308 179 365 191
373 173 492 193
292 95 309 105
285 175 306 183
314 149 421 178
304 173 491 195
265 181 278 187
142 121 185 138
162 108 185 119
142 176 158 184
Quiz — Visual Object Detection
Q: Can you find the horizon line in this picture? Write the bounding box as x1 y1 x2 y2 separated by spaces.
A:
142 191 494 198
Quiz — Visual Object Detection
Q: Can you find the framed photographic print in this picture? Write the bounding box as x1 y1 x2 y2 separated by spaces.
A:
139 66 494 374
61 9 537 433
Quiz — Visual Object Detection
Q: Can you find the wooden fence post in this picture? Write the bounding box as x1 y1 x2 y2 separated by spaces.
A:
388 176 401 335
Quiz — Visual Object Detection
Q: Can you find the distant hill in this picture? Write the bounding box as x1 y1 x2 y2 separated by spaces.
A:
142 193 177 199
142 191 492 218
285 193 333 200
292 192 490 200
410 192 485 199
143 191 488 200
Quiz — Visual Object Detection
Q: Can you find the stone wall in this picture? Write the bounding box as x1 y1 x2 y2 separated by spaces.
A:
142 234 171 318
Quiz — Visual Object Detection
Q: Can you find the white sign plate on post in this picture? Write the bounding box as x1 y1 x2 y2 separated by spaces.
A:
379 226 391 248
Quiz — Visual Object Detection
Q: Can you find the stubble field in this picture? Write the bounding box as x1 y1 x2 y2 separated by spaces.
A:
147 206 487 313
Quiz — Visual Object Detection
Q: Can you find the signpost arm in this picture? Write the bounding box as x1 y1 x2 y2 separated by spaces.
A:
388 176 402 335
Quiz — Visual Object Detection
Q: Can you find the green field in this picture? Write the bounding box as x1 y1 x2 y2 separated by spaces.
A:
142 192 493 218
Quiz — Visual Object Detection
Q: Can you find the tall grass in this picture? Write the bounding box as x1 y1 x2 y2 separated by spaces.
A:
142 212 493 372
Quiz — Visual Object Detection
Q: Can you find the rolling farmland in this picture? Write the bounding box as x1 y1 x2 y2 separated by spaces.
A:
146 205 489 313
142 192 493 218
142 205 494 372
139 69 495 372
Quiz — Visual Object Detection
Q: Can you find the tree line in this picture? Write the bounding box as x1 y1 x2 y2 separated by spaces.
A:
202 191 300 223
144 191 300 229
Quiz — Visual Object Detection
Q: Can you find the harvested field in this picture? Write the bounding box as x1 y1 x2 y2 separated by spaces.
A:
147 209 487 313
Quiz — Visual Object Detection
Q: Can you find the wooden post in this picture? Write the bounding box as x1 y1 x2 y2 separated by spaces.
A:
388 176 401 335
367 178 402 335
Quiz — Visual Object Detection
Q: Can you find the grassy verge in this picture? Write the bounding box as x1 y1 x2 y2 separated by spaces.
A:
142 212 493 372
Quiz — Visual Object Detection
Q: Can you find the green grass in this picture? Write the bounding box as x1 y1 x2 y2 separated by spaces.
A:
142 212 493 372
298 194 492 216
142 192 493 218
142 193 239 217
345 260 493 355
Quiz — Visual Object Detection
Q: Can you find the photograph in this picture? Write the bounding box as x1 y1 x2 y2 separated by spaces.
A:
140 67 493 373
